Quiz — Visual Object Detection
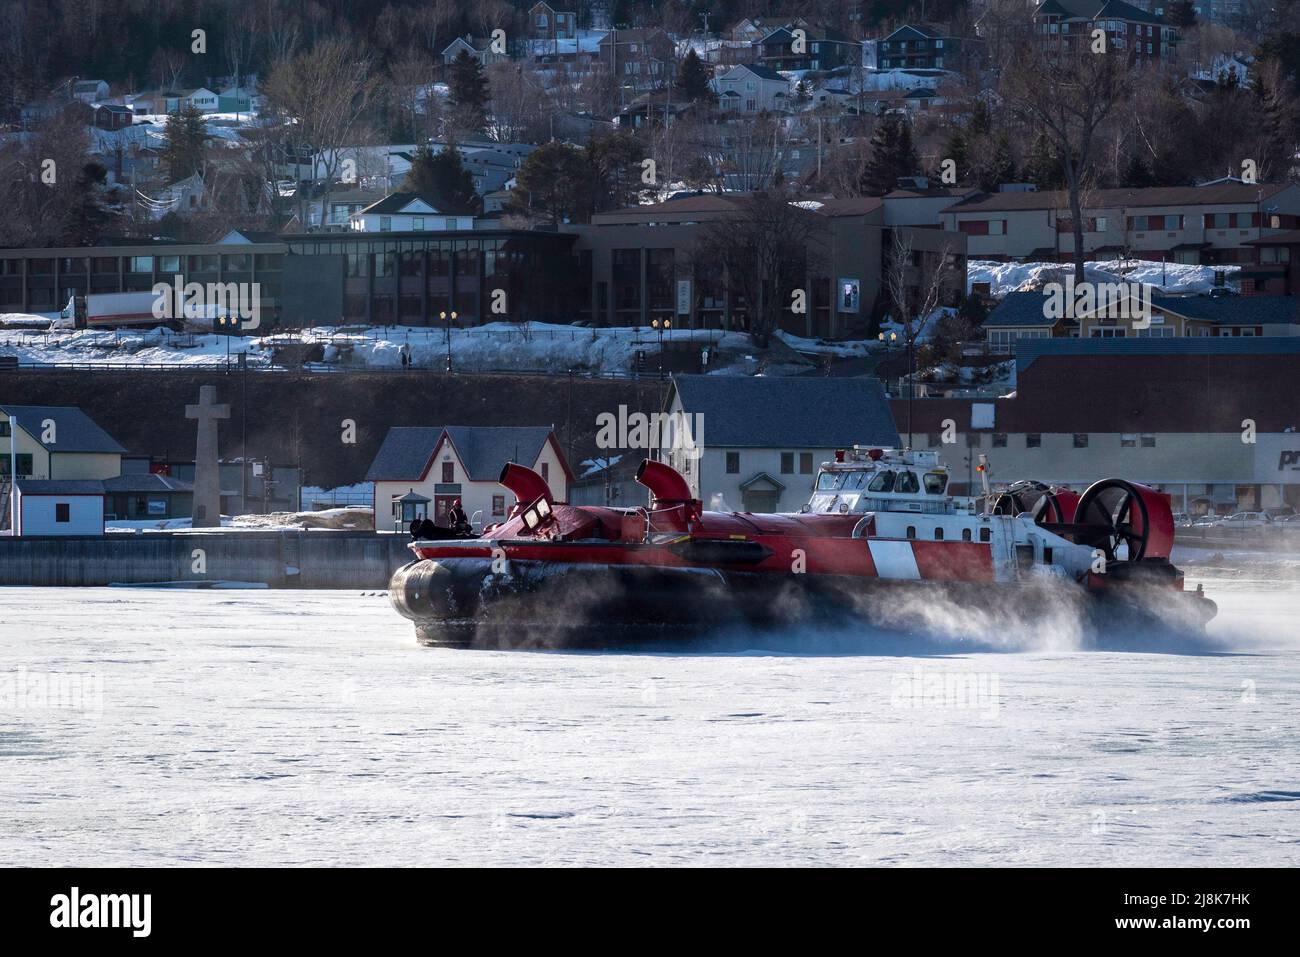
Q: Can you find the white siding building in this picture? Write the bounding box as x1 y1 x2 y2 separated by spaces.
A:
367 426 572 533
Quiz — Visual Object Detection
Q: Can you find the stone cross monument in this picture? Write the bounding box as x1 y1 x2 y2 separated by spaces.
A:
186 385 230 528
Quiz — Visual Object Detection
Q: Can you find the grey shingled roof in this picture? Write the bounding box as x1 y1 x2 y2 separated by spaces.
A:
16 479 105 495
101 473 194 493
0 405 126 453
366 426 556 481
669 375 899 448
986 291 1299 327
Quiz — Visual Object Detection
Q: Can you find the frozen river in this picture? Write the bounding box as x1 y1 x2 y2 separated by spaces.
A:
1 571 1297 866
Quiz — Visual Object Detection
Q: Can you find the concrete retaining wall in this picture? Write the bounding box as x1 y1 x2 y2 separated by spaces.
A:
0 532 414 588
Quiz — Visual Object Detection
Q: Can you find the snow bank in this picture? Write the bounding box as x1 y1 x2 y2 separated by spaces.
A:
968 259 1240 298
2 322 748 375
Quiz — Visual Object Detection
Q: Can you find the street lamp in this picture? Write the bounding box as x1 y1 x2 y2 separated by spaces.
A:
439 310 458 372
652 317 671 378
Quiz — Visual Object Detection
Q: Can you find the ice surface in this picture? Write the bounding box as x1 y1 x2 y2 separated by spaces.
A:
0 577 1296 866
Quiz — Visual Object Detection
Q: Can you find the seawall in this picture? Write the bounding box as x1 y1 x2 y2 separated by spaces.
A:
0 531 412 588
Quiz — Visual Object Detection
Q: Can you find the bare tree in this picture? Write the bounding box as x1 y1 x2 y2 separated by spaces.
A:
886 228 955 447
264 39 381 229
696 193 819 345
1002 38 1134 283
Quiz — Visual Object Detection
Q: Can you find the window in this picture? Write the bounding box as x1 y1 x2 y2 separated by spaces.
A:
0 453 33 477
962 528 972 542
923 472 947 495
492 495 505 517
895 471 920 494
1026 434 1041 448
979 527 991 543
799 453 813 474
1073 433 1089 448
726 452 739 474
442 461 455 483
412 217 425 231
906 526 916 539
1096 217 1107 231
55 503 70 523
1141 434 1156 448
1121 433 1137 448
540 462 549 482
446 218 460 231
780 452 794 474
993 433 1007 448
868 471 895 492
934 527 944 540
380 216 392 231
128 256 153 274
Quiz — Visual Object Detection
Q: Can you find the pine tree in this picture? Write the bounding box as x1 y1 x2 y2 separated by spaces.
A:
402 144 480 215
63 162 118 245
1023 133 1064 190
676 49 716 104
976 135 1015 192
448 51 490 135
1165 0 1197 28
942 128 969 184
161 105 208 183
1121 153 1155 188
510 141 592 224
861 116 919 194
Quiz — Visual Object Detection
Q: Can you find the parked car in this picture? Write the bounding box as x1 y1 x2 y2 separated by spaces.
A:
1212 511 1274 529
1264 506 1296 520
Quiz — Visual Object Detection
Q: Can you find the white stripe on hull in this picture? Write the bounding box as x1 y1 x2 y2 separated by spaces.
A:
867 539 921 580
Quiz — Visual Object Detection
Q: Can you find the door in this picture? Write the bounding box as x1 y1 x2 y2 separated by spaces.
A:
434 495 457 526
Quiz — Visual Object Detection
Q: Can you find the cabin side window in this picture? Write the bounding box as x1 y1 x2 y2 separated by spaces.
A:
867 470 895 492
934 527 944 540
923 471 947 495
962 528 972 542
895 471 920 494
979 527 991 542
906 526 916 539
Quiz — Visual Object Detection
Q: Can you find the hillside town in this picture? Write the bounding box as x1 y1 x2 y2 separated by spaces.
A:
2 0 1300 535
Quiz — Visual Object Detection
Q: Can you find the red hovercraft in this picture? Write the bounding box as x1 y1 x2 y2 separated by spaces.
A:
389 448 1216 648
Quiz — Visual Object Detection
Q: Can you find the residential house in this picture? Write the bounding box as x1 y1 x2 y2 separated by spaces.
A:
94 104 135 130
349 193 477 232
712 64 791 114
11 481 105 535
876 25 980 72
981 290 1300 350
441 36 511 67
184 88 221 113
0 405 126 482
756 23 860 72
218 86 255 113
904 335 1300 508
656 375 900 512
941 182 1300 264
527 2 578 41
599 28 676 90
366 425 572 532
1029 0 1178 62
71 79 110 104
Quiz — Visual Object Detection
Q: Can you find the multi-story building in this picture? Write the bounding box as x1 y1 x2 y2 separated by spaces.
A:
756 23 861 72
941 183 1300 265
876 25 980 72
1031 0 1178 61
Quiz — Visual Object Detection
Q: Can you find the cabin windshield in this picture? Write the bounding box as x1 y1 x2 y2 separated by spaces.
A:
816 471 844 491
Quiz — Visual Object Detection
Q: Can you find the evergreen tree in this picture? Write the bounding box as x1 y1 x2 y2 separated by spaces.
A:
968 99 992 138
1121 153 1156 188
1022 133 1064 190
942 128 969 184
161 105 208 183
861 116 919 194
676 48 716 104
510 141 592 224
586 130 646 212
63 162 118 245
448 50 490 135
401 144 480 215
1165 0 1197 28
976 135 1016 192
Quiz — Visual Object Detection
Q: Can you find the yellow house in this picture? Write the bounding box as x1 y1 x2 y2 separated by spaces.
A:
0 405 126 481
366 425 572 533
